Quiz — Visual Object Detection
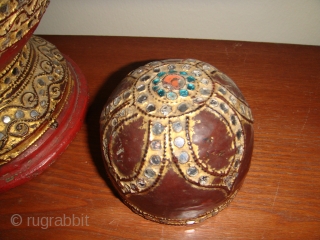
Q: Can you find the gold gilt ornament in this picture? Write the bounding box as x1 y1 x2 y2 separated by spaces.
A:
0 36 72 164
0 0 88 192
0 0 49 54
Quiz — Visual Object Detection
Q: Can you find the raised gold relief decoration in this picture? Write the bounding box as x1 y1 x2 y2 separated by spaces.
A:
0 36 72 164
0 0 49 54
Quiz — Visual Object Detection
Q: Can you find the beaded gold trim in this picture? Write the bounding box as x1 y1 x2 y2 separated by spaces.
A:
123 189 239 225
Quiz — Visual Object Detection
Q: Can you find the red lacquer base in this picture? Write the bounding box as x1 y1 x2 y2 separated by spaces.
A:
0 55 88 192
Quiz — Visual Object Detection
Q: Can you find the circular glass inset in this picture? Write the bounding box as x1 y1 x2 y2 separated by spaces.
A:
178 152 189 164
187 166 198 177
166 92 178 100
152 122 165 135
172 121 183 132
3 116 11 123
30 110 39 118
137 179 146 188
150 155 161 165
144 168 156 178
174 137 185 148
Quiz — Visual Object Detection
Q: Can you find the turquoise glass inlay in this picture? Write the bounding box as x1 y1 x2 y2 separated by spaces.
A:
187 83 195 90
187 76 195 82
153 77 160 85
179 71 188 75
157 72 166 77
166 91 178 100
169 70 177 73
157 89 165 97
179 89 188 97
152 86 159 91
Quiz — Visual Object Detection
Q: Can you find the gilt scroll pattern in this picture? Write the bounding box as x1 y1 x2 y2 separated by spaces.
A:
0 36 72 164
0 0 49 54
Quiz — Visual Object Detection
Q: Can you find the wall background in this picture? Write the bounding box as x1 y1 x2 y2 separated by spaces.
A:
35 0 320 46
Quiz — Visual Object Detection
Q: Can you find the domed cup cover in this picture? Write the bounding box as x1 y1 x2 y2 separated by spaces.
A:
100 59 254 225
